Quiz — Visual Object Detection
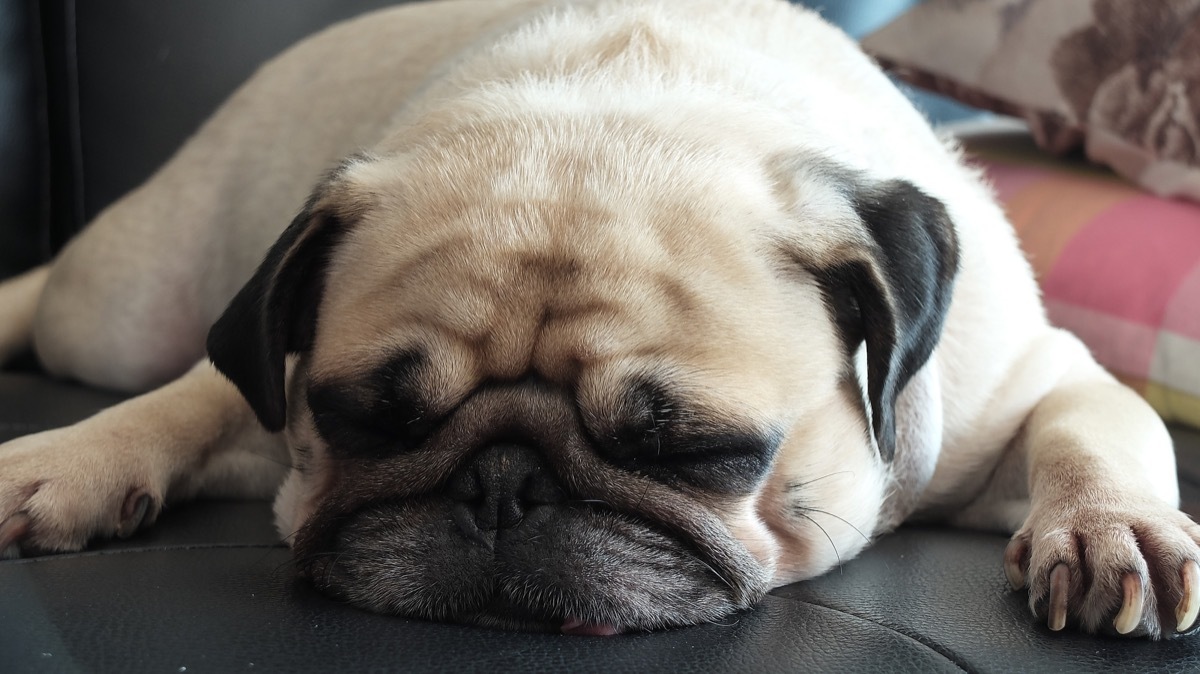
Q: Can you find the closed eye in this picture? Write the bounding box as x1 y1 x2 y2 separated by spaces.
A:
308 386 436 458
306 350 437 457
586 379 780 493
592 380 674 461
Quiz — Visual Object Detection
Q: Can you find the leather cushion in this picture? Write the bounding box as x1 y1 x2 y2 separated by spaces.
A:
0 532 961 673
3 373 1200 671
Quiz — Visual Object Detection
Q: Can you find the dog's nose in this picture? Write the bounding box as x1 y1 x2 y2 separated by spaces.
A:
450 444 564 531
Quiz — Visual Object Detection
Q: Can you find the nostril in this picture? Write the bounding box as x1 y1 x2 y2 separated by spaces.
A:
451 503 493 549
450 444 564 536
448 466 481 502
477 495 524 531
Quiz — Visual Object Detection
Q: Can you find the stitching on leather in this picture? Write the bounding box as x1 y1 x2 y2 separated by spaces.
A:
772 597 973 673
0 542 286 566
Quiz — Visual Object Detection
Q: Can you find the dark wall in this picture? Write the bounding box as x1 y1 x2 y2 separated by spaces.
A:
0 0 48 278
2 0 961 281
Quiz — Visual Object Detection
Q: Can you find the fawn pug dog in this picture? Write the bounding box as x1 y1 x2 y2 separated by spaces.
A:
0 0 1195 638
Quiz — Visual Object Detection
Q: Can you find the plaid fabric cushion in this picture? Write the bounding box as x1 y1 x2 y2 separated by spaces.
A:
964 130 1200 429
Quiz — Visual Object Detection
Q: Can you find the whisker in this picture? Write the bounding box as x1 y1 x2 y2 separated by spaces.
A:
787 471 854 491
633 479 652 512
796 512 840 567
794 506 871 545
249 449 292 469
324 551 347 588
693 556 735 592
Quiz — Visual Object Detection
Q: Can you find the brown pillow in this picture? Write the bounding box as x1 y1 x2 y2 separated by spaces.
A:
863 0 1200 202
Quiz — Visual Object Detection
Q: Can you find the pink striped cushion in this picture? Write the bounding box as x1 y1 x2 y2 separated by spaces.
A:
965 131 1200 428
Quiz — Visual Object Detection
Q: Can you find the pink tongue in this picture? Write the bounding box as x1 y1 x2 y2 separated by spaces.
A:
561 618 622 636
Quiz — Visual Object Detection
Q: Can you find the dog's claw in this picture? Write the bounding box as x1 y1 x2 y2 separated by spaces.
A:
1113 573 1144 635
1004 538 1027 590
1048 563 1070 631
1178 561 1200 633
0 513 31 557
116 491 154 539
1017 502 1200 638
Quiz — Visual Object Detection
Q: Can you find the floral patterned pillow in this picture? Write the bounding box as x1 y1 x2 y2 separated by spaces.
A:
864 0 1200 203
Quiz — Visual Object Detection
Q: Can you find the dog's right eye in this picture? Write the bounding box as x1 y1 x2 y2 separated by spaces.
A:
306 351 439 456
307 386 434 457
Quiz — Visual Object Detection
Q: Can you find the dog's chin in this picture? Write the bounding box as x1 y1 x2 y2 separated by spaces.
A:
300 498 750 634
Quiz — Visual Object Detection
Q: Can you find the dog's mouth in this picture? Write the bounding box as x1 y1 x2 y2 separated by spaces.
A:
296 498 753 634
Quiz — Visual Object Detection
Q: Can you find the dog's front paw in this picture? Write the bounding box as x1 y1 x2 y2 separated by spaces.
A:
0 427 162 557
1005 497 1200 639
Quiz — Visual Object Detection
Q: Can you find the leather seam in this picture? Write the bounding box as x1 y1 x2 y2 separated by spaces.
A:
0 542 285 565
772 597 973 673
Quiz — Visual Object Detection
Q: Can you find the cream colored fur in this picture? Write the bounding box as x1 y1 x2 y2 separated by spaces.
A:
0 0 1193 638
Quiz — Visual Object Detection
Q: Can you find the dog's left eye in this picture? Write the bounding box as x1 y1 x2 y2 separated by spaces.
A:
591 382 778 492
607 411 668 460
307 387 434 457
315 407 435 457
596 381 672 461
601 423 780 493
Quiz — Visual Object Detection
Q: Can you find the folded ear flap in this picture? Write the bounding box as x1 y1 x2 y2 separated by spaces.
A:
818 179 960 462
206 197 348 432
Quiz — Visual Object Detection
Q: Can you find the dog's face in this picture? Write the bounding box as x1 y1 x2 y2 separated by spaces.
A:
207 114 958 633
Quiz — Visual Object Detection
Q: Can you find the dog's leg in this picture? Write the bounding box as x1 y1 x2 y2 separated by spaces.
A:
0 265 50 366
32 216 216 393
959 329 1198 638
0 360 287 556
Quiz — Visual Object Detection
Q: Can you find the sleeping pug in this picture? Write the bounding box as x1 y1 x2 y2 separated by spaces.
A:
0 0 1195 638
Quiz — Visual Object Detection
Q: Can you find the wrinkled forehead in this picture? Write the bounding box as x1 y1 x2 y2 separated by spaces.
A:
311 230 704 385
309 156 784 341
298 134 847 417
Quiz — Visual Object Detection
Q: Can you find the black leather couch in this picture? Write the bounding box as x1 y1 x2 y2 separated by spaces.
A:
3 2 1200 671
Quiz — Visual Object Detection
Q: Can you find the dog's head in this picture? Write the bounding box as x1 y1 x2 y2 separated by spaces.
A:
207 115 958 633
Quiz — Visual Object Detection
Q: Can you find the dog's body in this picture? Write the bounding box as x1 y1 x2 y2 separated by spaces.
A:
0 0 1196 638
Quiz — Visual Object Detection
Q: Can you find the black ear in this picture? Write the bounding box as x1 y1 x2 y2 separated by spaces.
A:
819 179 959 462
207 199 347 432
